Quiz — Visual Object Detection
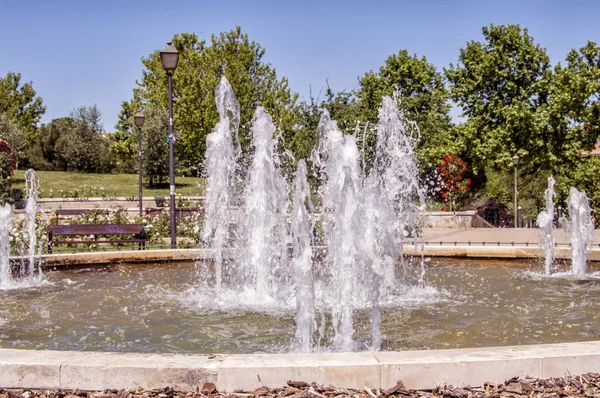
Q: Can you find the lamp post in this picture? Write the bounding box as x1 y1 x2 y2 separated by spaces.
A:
160 41 179 249
512 154 520 228
134 111 145 217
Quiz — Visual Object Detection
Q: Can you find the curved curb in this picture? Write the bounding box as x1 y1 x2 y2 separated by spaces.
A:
39 246 600 268
1 341 600 391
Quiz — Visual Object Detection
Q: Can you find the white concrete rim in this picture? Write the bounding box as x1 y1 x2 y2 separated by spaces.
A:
1 341 600 391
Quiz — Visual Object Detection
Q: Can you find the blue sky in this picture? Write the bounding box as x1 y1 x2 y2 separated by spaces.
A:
1 0 599 131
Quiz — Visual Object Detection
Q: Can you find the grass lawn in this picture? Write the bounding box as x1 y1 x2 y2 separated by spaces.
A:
12 170 205 198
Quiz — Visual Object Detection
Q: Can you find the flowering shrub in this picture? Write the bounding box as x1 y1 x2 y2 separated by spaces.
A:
9 212 49 255
438 154 471 211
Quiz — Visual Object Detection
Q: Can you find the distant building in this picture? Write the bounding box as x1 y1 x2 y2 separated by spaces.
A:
582 140 600 157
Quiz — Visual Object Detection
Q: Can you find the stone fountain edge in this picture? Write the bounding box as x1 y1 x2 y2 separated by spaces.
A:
1 341 600 391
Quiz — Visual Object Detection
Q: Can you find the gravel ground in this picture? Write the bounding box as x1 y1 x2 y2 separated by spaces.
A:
2 373 600 398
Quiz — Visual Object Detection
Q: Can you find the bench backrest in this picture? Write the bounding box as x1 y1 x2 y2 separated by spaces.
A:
48 224 144 236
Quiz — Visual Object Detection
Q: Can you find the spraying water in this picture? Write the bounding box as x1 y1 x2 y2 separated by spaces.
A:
0 204 13 288
374 96 426 282
291 160 316 352
536 177 556 275
201 76 241 288
199 83 428 351
567 187 594 275
22 169 43 283
235 107 291 303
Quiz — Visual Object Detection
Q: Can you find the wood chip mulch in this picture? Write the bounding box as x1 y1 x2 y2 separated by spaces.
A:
2 373 600 398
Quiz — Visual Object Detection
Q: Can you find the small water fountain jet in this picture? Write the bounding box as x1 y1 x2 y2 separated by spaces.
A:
291 159 316 352
0 204 13 288
566 187 594 275
235 107 291 303
21 169 44 283
201 76 241 288
374 95 426 282
536 176 556 275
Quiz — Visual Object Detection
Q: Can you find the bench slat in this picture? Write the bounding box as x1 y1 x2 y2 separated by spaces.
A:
52 239 146 245
48 224 143 235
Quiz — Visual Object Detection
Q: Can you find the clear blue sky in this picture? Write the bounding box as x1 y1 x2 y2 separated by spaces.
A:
1 0 599 131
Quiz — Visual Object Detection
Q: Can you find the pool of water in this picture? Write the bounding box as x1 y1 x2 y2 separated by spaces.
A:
0 259 599 353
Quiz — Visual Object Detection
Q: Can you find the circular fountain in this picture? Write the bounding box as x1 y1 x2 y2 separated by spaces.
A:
0 77 599 359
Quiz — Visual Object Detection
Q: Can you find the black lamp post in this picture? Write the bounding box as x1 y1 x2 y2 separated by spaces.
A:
160 41 179 249
512 154 520 228
134 111 145 217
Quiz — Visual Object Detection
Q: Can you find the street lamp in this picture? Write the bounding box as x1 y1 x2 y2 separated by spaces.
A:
160 41 179 249
134 111 145 217
512 154 520 228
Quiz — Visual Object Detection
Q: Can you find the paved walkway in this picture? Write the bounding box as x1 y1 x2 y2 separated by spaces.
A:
421 228 600 247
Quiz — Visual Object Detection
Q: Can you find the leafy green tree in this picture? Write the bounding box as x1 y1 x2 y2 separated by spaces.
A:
140 105 169 186
0 72 45 143
110 100 140 173
549 41 600 215
121 27 298 174
0 139 14 205
445 24 551 173
357 50 452 164
291 84 360 163
0 115 26 169
32 117 74 170
70 104 103 133
54 107 112 173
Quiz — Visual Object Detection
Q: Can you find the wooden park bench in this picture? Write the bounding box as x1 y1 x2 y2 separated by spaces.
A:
47 224 145 254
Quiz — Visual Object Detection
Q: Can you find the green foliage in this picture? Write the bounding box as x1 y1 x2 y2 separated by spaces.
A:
446 24 551 173
140 104 169 186
0 115 26 169
0 141 13 205
110 100 138 173
69 104 103 133
0 72 45 143
291 85 360 163
122 27 298 174
52 107 113 173
555 156 600 224
9 211 49 254
357 50 452 165
546 41 600 208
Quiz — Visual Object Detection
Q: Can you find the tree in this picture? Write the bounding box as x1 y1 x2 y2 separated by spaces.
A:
0 115 26 169
34 117 74 170
70 104 103 133
54 106 112 173
357 50 452 165
110 100 140 173
549 41 600 215
120 27 298 174
140 105 169 186
291 84 360 164
0 139 14 205
0 72 45 143
445 24 551 174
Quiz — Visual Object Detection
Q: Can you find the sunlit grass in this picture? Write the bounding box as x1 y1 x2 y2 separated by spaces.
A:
12 170 205 198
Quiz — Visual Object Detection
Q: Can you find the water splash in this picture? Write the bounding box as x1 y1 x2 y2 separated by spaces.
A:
0 204 13 288
567 187 594 275
22 169 44 283
374 96 426 283
201 76 241 288
199 83 428 352
536 177 555 275
235 107 291 302
291 160 316 352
